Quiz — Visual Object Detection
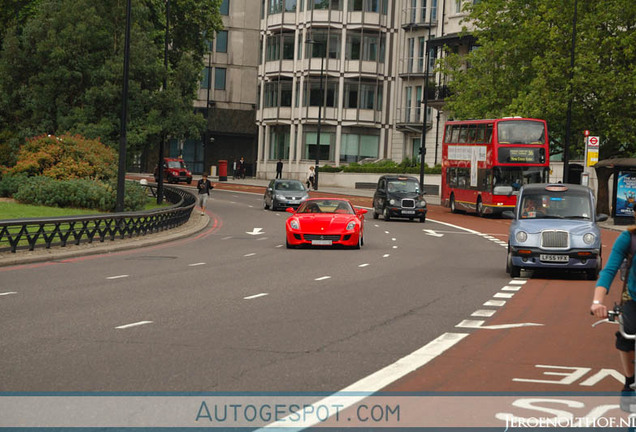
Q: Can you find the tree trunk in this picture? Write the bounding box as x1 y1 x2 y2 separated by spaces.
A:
594 166 613 216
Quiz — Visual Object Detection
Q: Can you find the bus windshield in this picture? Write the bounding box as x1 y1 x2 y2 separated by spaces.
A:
497 120 545 144
493 167 548 191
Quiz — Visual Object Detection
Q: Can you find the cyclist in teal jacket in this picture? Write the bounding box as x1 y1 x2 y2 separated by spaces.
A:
591 228 636 397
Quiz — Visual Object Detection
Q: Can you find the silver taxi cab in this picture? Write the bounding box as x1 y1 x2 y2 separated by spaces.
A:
503 183 608 279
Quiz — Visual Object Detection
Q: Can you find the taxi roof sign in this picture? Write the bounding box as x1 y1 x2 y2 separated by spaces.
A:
545 185 569 192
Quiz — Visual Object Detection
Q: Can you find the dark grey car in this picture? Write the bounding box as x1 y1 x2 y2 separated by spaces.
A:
263 179 309 211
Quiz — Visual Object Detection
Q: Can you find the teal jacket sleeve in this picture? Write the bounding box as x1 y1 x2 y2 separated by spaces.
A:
596 230 631 293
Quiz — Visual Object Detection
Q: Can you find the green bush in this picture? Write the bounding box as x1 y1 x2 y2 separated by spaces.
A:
322 160 442 175
13 177 147 212
0 173 29 197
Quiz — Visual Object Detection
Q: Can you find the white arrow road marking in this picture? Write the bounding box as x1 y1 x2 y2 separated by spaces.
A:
244 293 269 300
106 275 129 280
116 321 153 329
0 292 17 296
423 229 444 237
315 276 331 281
456 319 543 330
246 228 264 235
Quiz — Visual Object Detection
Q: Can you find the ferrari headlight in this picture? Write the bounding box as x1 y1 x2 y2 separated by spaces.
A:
290 220 300 230
583 233 596 245
346 221 357 230
515 231 528 243
389 199 396 205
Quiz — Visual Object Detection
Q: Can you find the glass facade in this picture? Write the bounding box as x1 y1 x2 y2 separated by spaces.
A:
340 132 379 162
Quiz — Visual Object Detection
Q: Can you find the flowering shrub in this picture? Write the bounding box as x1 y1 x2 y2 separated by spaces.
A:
7 134 116 180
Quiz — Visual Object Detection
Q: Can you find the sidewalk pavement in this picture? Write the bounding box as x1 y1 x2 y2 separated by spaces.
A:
0 174 627 267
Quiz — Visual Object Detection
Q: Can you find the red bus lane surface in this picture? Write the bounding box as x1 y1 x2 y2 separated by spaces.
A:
378 226 627 427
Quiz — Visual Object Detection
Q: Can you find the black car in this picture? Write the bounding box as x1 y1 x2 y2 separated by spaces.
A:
372 175 427 222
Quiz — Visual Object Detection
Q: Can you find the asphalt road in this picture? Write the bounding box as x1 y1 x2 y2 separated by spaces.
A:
0 188 513 392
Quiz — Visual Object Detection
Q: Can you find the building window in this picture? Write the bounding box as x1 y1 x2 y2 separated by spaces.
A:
302 79 338 108
268 0 283 14
220 0 230 15
305 131 332 161
428 46 437 70
431 0 437 20
412 138 421 158
455 0 462 13
345 80 382 110
200 67 211 89
346 31 384 62
418 37 425 72
421 0 427 22
285 0 298 11
410 0 416 23
340 132 379 162
269 126 291 159
216 30 228 53
348 0 383 12
407 38 414 73
416 86 422 119
405 86 412 122
214 68 226 90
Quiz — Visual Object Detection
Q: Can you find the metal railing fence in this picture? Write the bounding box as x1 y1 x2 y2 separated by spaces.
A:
0 184 196 253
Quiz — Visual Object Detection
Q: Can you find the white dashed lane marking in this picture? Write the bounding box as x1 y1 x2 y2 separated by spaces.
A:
188 263 206 267
244 293 269 300
315 276 331 281
115 321 153 330
358 263 370 268
0 292 17 296
106 275 129 280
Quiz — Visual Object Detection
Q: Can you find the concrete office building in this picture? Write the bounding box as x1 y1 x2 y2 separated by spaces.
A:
189 0 260 175
255 0 477 180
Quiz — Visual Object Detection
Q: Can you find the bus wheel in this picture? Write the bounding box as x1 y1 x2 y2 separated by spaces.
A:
476 197 485 217
450 194 458 213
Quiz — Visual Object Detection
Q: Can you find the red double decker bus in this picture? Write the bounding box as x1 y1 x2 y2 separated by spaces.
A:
441 117 550 216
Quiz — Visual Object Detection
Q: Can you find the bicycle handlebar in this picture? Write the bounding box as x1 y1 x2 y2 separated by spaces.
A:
592 303 636 340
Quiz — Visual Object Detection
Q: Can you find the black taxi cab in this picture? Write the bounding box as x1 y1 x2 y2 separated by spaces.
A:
372 175 427 222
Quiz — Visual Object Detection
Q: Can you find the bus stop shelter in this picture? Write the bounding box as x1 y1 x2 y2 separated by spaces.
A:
594 158 636 225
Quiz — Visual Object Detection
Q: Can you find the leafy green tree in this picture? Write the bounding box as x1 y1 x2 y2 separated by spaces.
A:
0 0 222 168
439 0 636 160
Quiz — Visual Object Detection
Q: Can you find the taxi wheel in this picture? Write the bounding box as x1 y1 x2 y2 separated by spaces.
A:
383 207 391 221
373 209 379 219
507 250 521 278
419 216 426 223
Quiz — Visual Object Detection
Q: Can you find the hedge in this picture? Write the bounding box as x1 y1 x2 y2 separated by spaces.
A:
11 177 147 212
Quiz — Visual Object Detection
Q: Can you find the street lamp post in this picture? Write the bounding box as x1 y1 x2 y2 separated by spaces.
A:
563 0 578 184
419 24 432 191
305 37 324 191
116 0 132 213
157 0 170 204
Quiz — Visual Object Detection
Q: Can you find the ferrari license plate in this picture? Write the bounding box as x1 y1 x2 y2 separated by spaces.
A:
402 210 416 215
540 254 569 263
312 240 333 246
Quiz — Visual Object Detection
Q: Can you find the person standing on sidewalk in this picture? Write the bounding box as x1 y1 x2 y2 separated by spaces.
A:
276 159 283 179
197 174 214 215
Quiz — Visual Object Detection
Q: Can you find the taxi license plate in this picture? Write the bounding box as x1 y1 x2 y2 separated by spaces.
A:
540 254 569 263
312 240 332 246
402 210 416 215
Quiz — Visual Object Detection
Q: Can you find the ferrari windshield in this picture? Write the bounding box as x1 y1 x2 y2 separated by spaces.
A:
297 200 354 214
